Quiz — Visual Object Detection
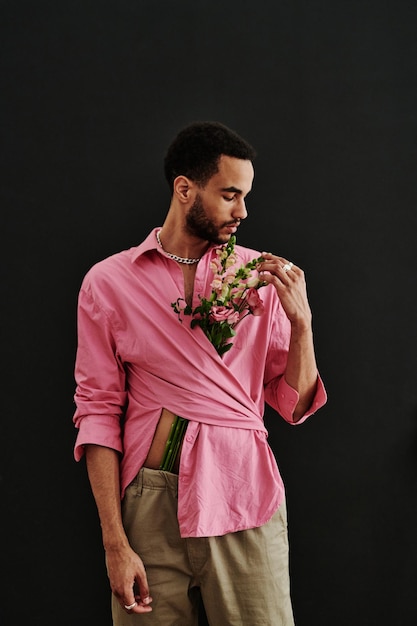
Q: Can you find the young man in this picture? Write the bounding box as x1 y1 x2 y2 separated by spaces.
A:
73 121 327 625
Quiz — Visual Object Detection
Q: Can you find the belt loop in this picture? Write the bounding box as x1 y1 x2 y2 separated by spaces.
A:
137 467 144 497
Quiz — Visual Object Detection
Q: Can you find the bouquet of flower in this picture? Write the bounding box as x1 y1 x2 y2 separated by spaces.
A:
160 236 266 471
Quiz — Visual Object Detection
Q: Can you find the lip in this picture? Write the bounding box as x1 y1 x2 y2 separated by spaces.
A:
225 224 238 233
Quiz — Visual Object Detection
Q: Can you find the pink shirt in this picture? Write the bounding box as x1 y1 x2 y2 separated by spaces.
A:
73 229 327 537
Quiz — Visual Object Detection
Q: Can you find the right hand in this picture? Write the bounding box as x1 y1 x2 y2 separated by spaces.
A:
106 544 153 614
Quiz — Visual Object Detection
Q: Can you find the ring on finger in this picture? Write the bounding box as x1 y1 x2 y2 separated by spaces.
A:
282 262 294 272
124 602 137 610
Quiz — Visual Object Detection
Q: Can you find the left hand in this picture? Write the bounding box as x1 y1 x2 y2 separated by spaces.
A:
258 252 312 329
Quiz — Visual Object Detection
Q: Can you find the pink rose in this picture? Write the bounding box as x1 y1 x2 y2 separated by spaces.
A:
209 306 240 325
246 288 264 316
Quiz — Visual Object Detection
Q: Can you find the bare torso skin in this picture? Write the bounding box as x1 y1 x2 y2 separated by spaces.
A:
143 264 197 473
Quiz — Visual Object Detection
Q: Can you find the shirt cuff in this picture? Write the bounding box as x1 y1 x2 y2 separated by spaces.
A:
73 414 123 461
277 373 327 425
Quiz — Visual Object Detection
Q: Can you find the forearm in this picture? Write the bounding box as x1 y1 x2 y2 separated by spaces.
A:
258 252 319 420
85 444 129 551
284 321 318 421
85 444 152 612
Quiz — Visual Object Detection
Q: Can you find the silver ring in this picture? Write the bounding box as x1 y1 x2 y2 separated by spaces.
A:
124 602 137 610
282 262 293 272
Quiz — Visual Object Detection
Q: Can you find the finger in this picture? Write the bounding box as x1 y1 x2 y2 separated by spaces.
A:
259 262 293 286
123 597 153 614
134 572 152 609
260 252 290 261
135 593 153 609
260 272 290 289
120 573 152 614
261 252 297 269
259 254 299 280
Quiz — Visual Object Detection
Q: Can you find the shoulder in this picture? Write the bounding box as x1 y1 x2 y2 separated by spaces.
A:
80 246 139 293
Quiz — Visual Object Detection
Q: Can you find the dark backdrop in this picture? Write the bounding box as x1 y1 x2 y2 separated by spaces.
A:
2 1 417 625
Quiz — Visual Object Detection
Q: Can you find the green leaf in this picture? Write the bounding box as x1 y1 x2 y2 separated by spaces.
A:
218 342 234 355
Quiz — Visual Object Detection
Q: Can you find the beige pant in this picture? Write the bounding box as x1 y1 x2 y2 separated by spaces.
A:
112 468 295 626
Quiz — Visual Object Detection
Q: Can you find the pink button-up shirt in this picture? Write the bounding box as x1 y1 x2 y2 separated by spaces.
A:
73 229 327 537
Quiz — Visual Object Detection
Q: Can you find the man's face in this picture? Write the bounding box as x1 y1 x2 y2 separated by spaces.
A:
185 155 254 245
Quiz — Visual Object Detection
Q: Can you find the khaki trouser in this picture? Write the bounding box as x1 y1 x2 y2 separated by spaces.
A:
112 468 295 626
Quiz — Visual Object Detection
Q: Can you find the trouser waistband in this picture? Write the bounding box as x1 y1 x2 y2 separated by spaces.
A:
129 466 179 497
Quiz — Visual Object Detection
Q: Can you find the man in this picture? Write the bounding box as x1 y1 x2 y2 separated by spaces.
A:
73 121 327 625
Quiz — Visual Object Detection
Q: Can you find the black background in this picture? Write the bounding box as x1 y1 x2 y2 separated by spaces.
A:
2 1 417 625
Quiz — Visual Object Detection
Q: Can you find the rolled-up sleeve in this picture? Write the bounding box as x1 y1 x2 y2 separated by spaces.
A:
263 299 327 424
268 374 327 425
73 283 127 460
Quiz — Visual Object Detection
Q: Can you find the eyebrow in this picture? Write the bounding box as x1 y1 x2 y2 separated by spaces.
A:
221 186 243 194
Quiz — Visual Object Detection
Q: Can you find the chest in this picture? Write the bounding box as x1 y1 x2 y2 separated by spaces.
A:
181 264 198 307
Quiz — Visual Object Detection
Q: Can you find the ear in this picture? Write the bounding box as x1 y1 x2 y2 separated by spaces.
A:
173 176 196 204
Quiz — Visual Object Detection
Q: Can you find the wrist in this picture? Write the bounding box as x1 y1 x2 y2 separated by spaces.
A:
104 539 131 554
290 317 312 335
102 528 130 553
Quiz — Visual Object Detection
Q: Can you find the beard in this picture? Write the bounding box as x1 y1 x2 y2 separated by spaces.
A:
185 194 238 244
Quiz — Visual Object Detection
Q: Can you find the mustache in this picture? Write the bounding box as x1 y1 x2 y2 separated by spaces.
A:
224 219 241 227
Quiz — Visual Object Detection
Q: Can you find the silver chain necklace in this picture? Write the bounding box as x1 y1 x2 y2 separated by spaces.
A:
156 230 201 265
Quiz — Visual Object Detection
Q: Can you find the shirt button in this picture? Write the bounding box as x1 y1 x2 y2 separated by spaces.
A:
186 435 194 443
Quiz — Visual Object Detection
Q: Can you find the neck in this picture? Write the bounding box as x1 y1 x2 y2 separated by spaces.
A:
156 229 204 265
157 223 210 262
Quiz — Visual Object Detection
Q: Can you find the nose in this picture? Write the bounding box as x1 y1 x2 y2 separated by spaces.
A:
233 198 248 221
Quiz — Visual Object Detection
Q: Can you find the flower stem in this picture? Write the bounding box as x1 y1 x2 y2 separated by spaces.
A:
159 415 188 472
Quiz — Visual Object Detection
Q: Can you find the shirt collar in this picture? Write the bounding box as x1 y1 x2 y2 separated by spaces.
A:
131 228 161 263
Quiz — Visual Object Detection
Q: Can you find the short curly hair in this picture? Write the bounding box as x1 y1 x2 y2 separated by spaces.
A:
164 121 256 191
